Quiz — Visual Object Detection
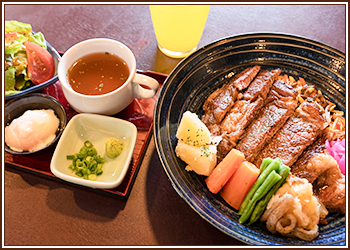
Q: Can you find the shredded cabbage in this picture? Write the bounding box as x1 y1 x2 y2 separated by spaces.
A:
325 139 345 174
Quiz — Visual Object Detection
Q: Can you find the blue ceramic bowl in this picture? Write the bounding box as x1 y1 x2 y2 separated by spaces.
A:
5 39 61 100
153 33 345 245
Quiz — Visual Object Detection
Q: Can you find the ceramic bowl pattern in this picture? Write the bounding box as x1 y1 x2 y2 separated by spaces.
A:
4 93 67 155
5 40 61 100
50 113 137 189
153 33 345 245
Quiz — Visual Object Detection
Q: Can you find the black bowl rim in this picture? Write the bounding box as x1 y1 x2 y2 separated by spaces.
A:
4 93 67 155
165 32 344 85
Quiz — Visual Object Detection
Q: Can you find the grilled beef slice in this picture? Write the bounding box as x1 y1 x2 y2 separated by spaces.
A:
236 80 298 162
253 99 327 168
201 66 260 131
243 69 281 101
292 135 331 183
216 68 281 161
217 96 264 160
232 65 262 91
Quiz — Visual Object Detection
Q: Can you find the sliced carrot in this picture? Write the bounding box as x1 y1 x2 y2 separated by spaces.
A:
220 161 260 210
205 148 245 194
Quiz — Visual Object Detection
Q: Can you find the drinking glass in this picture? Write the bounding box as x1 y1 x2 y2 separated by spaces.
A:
150 5 210 58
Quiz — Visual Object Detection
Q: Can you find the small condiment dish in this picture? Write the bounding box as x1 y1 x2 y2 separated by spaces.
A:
58 38 159 115
4 93 67 155
50 113 137 189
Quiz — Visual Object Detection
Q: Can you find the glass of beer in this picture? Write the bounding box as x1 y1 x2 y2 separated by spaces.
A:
150 5 210 58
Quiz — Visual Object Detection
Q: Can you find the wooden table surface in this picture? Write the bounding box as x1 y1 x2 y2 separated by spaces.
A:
4 4 346 246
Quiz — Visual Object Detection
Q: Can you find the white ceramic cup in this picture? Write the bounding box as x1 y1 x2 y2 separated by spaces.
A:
58 38 159 115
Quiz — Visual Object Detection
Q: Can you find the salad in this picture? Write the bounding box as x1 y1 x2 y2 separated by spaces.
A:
5 20 55 96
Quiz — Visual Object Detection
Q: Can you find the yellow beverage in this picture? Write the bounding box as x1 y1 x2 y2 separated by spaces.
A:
150 5 210 58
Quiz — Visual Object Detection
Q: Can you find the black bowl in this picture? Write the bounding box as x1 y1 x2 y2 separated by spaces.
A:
4 93 67 155
4 39 61 100
153 33 345 245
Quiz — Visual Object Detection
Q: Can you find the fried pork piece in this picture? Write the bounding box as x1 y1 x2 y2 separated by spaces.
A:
261 175 328 241
315 169 345 214
201 66 260 130
292 134 346 214
254 99 327 168
216 68 281 160
236 80 298 163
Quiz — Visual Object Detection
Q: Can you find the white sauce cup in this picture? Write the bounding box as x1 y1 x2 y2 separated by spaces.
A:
58 38 159 115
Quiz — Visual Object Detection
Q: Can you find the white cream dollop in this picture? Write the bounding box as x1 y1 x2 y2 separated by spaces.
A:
5 109 60 152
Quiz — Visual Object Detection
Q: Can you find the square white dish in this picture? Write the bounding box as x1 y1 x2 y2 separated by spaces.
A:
51 113 137 189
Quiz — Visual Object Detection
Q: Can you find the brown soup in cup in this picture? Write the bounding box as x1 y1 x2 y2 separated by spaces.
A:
67 52 130 95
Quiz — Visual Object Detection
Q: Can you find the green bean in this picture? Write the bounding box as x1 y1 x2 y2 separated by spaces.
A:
239 170 282 223
259 157 273 173
238 158 282 215
248 164 290 224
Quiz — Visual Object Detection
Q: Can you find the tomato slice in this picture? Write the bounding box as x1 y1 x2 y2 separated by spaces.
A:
25 41 55 85
5 32 19 44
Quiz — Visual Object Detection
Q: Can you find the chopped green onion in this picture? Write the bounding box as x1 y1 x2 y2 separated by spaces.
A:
67 141 105 180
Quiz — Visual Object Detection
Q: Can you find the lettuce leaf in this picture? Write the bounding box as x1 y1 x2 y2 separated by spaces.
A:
5 67 30 96
29 31 47 49
5 20 32 36
5 51 29 79
5 33 28 54
5 21 47 54
15 75 31 91
5 90 22 95
5 67 17 92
